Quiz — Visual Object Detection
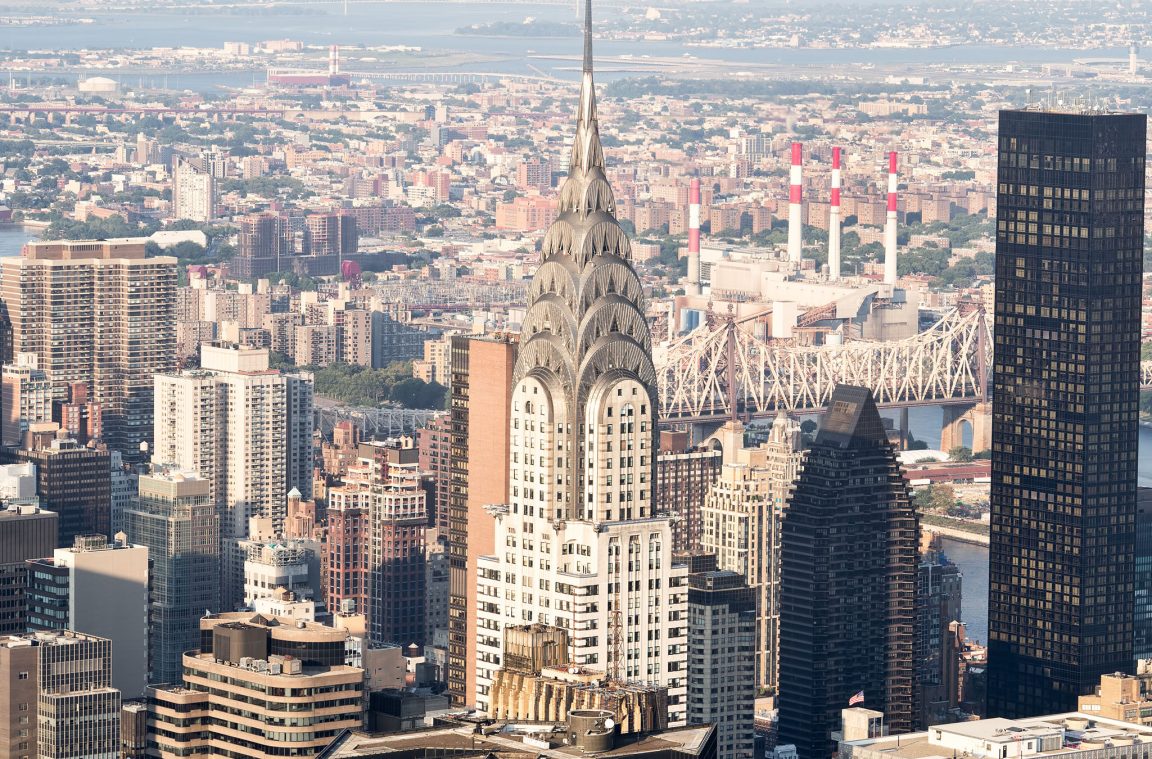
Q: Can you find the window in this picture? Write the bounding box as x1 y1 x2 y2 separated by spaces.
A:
16 672 27 680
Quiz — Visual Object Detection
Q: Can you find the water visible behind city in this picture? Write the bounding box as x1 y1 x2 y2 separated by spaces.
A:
0 3 1130 93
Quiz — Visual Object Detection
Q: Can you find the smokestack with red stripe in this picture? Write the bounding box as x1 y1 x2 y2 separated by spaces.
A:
329 45 340 76
788 142 803 264
686 177 701 295
884 151 898 285
828 147 842 280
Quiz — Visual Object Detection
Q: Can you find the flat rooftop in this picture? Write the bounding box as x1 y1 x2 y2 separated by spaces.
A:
844 713 1152 759
322 721 714 759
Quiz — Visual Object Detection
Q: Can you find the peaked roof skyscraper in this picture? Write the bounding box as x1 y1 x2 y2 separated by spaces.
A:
778 384 919 756
515 0 656 463
474 0 688 723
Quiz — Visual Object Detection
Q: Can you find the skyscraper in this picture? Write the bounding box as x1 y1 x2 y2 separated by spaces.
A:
687 570 756 759
778 385 918 757
1134 489 1152 662
445 336 516 706
916 548 963 728
0 631 121 759
326 442 428 646
8 437 111 547
172 157 216 222
474 2 688 723
152 344 313 609
122 471 220 685
987 109 1146 718
233 211 289 279
1 353 52 447
0 503 56 635
0 239 177 456
26 534 149 699
701 415 802 694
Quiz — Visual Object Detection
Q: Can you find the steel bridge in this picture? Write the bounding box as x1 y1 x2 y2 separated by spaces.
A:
314 406 442 439
656 301 1152 423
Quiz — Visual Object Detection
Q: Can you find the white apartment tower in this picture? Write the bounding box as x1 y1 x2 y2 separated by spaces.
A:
475 1 688 724
172 157 216 222
700 415 802 694
152 344 313 610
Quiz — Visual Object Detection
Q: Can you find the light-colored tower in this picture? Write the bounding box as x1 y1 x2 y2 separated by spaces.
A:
1 352 52 446
475 0 688 724
26 535 149 700
828 147 842 280
686 177 702 295
0 239 176 457
884 151 899 285
172 157 216 222
152 344 313 610
700 414 802 694
787 142 803 263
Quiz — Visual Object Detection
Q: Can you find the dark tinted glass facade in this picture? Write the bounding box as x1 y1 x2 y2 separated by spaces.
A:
778 385 918 758
1133 489 1152 662
987 110 1145 718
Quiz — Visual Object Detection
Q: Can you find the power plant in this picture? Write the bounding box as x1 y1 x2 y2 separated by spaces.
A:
671 142 917 349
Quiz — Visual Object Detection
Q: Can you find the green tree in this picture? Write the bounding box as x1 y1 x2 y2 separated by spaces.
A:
948 446 974 462
913 484 957 513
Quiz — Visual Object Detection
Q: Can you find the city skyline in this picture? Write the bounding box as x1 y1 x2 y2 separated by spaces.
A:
0 0 1148 758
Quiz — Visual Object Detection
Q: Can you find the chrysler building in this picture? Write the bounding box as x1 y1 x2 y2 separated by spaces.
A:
475 0 688 724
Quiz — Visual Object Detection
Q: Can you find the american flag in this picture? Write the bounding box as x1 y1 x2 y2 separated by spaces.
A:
849 691 865 706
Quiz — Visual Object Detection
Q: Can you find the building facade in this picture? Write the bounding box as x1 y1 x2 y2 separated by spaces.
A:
777 385 919 757
0 239 177 456
987 110 1146 718
25 534 149 699
1 353 52 447
7 439 111 548
122 471 219 685
0 631 121 759
474 10 688 723
147 614 365 757
0 504 56 635
687 570 756 759
1135 489 1152 662
172 157 216 222
916 547 963 728
445 336 516 706
327 445 427 646
655 432 723 553
700 415 802 694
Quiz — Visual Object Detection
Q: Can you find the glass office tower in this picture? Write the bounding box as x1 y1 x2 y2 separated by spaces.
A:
987 109 1145 718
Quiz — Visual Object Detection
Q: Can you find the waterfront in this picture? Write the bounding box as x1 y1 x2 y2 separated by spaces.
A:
0 225 37 257
939 536 989 644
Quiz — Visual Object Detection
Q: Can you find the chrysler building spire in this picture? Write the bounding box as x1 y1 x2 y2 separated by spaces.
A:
474 0 687 725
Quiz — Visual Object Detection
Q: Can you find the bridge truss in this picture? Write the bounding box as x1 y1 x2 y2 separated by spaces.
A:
314 406 442 439
655 303 994 422
656 303 1152 423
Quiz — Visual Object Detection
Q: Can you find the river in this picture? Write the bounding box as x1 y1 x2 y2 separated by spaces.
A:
911 404 1152 646
0 4 1131 91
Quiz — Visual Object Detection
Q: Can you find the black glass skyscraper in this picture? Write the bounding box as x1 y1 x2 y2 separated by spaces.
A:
987 109 1146 718
778 385 918 758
